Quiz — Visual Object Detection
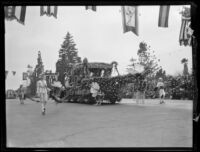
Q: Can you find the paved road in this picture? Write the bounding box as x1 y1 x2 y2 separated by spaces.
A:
6 98 193 147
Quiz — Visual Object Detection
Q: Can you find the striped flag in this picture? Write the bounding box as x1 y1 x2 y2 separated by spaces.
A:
12 71 16 76
121 6 139 36
85 6 96 11
4 6 26 24
179 7 193 46
40 6 58 18
158 6 170 27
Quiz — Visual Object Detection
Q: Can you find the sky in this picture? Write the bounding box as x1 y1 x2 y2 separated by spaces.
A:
5 5 192 90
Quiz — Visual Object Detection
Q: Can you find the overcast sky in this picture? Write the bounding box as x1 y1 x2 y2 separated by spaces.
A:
5 5 192 90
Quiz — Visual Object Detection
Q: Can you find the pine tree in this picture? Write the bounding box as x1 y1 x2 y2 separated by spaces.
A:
35 51 44 77
137 42 159 74
29 51 44 95
56 32 82 85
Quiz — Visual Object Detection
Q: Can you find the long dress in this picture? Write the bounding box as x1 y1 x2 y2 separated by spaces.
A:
37 80 48 103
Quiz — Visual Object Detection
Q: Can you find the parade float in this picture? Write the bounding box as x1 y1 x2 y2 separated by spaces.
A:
50 59 149 104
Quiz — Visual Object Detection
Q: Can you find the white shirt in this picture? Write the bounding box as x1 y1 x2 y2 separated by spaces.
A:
157 82 164 88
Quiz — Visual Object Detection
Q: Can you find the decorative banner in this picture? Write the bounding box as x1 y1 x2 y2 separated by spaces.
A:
179 7 193 46
5 71 8 79
23 72 28 80
85 6 96 11
40 6 58 18
12 71 16 76
4 6 26 25
158 5 170 27
4 6 15 20
121 6 139 36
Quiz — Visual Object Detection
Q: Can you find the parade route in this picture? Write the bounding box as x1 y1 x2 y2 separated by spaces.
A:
6 98 193 147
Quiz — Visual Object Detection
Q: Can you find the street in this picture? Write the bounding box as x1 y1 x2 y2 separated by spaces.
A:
6 98 193 147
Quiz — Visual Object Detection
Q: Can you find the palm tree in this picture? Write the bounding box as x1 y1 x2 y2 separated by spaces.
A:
181 58 189 76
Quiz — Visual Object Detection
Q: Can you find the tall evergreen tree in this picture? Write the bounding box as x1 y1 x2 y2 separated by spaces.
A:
35 51 44 77
29 51 44 95
136 42 159 76
56 32 82 85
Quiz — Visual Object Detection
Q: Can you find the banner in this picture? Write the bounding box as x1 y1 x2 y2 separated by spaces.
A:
121 6 139 36
40 6 58 18
85 6 96 11
158 5 170 27
23 72 28 80
4 6 15 20
4 6 26 24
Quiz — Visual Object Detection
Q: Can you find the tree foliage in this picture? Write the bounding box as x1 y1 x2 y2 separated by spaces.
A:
155 68 166 80
128 42 160 77
56 32 82 85
28 51 44 95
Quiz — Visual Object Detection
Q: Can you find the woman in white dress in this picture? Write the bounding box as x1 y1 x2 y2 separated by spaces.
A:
37 74 48 115
156 77 165 104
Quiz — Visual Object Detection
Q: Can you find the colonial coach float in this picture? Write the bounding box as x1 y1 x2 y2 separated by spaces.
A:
50 58 149 104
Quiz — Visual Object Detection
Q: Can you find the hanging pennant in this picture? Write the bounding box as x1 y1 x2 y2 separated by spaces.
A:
4 6 15 20
121 6 139 36
40 6 58 18
179 7 193 46
12 71 16 76
85 6 96 11
158 5 170 27
4 6 26 25
5 71 8 79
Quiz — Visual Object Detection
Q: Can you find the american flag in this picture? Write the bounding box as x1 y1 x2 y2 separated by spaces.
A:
179 7 193 46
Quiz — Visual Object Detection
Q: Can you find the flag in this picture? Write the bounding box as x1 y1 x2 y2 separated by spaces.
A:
5 71 8 79
85 6 96 11
14 6 26 24
40 6 58 18
179 7 193 46
158 5 170 27
12 71 16 76
4 6 26 24
4 6 15 20
121 6 139 36
23 72 28 80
